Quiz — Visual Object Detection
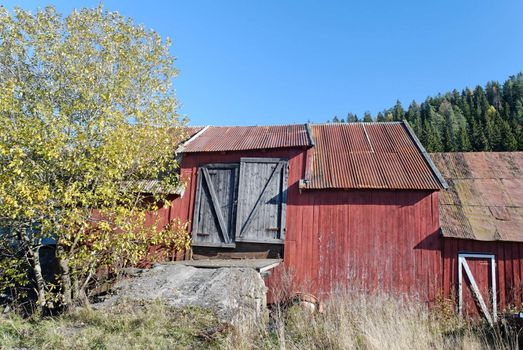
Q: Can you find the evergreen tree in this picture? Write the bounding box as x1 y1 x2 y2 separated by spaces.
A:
500 120 518 151
426 122 444 152
406 101 421 127
333 73 523 152
347 112 359 122
392 100 405 121
470 119 489 151
363 112 373 122
457 125 472 151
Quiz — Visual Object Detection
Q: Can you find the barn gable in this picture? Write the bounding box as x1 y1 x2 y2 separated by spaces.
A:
174 122 447 251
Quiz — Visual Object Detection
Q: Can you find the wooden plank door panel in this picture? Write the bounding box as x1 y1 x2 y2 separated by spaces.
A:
235 158 288 243
192 163 239 247
458 253 497 324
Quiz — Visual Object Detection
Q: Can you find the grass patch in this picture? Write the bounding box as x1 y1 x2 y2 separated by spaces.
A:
1 293 520 349
0 301 228 350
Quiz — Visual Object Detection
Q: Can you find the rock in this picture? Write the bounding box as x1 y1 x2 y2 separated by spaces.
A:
94 264 267 328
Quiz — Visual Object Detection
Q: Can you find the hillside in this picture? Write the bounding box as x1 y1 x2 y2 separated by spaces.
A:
334 73 523 152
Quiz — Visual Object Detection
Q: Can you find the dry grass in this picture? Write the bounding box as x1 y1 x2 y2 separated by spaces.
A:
0 301 228 349
1 293 520 350
227 291 521 350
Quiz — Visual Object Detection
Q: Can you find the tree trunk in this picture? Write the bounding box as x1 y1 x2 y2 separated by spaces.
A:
27 245 47 309
57 251 73 311
78 272 94 308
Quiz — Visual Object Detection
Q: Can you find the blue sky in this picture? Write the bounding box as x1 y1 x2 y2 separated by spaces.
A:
3 1 523 126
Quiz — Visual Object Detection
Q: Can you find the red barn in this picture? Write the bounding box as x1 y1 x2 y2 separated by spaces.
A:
159 125 523 321
165 122 450 303
151 122 523 321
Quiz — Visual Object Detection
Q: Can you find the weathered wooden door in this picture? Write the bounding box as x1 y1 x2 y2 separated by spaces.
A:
458 253 497 324
192 164 239 247
235 158 288 244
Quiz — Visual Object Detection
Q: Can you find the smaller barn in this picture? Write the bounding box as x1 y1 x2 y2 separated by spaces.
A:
432 152 523 322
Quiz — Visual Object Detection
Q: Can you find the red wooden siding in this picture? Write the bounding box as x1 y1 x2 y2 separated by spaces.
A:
166 146 444 303
152 145 523 313
267 189 442 302
169 147 308 235
442 238 523 311
141 195 187 264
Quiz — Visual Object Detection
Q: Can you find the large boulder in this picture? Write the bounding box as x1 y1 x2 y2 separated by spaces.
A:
94 263 268 327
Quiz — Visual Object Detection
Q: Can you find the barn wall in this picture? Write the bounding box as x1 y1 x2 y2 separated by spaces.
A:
168 147 309 234
267 188 442 302
166 147 444 302
146 148 523 311
140 194 186 264
442 238 523 311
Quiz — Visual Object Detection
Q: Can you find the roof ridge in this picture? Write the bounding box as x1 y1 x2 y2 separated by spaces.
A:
430 151 523 155
200 123 307 128
310 121 404 126
186 122 405 128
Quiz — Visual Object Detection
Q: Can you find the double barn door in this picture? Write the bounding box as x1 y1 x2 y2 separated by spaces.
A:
192 158 288 247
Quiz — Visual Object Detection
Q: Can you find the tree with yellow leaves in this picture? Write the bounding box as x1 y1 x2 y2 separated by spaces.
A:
0 5 189 312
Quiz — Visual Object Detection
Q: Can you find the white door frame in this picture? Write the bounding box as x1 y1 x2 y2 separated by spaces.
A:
458 253 497 325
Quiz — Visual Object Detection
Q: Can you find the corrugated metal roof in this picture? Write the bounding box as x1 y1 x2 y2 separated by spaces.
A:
121 180 183 195
169 126 204 142
303 122 444 190
181 124 311 153
184 126 205 139
431 152 523 242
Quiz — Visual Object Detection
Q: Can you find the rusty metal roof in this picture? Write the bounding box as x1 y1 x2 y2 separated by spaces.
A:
302 122 445 190
179 122 445 190
181 124 311 153
184 126 205 139
431 152 523 242
121 179 183 195
167 126 205 150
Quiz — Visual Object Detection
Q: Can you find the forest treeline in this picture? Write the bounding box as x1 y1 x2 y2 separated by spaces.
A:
332 73 523 152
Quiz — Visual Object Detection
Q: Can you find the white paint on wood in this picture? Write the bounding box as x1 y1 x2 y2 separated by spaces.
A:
177 125 209 153
458 253 497 325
